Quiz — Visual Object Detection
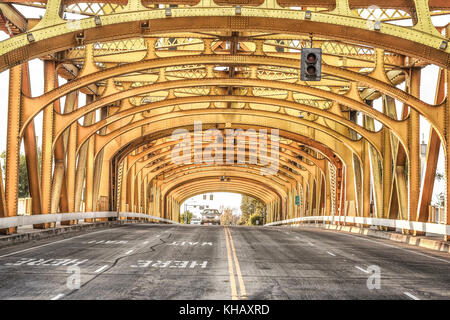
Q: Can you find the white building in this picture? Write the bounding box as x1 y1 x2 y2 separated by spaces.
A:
182 194 217 218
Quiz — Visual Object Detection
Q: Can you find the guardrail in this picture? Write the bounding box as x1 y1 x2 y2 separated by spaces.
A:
120 212 178 224
264 215 450 236
0 211 178 229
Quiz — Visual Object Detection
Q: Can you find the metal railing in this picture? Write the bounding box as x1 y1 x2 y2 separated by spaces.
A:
264 215 450 236
0 211 178 229
428 206 445 224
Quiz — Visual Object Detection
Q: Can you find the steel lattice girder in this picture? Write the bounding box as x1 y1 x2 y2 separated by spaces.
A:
0 3 449 70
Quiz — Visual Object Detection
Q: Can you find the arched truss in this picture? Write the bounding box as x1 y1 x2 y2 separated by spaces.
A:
0 0 448 236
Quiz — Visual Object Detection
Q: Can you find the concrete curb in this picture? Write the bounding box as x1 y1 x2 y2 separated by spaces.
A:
284 223 450 254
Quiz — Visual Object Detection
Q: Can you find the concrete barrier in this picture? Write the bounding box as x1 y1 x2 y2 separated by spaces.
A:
265 215 450 236
0 211 178 229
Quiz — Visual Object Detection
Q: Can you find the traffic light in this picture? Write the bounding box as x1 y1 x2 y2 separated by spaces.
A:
300 48 322 81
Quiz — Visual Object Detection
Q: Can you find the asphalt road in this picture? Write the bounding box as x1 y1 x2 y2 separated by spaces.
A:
0 224 448 300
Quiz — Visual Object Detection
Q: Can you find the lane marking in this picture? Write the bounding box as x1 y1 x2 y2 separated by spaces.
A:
125 250 134 255
226 227 247 300
95 265 109 273
308 242 314 246
0 228 114 259
404 292 420 300
326 251 336 256
224 227 238 300
51 294 65 300
143 241 149 244
355 266 370 274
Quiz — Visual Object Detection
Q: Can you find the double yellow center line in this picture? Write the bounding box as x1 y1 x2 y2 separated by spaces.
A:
224 226 247 300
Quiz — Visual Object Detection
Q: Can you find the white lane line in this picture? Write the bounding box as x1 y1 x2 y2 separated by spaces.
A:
51 294 65 300
294 236 315 247
327 251 336 256
355 266 370 274
125 250 133 255
404 292 420 300
95 265 109 273
143 241 149 244
0 228 115 259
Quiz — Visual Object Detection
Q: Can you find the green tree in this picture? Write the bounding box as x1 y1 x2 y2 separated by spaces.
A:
1 151 30 198
180 210 193 224
239 195 264 225
433 172 445 207
220 207 239 225
249 213 263 226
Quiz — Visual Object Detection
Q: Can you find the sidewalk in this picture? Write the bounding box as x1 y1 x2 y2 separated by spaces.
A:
286 223 450 254
0 220 123 247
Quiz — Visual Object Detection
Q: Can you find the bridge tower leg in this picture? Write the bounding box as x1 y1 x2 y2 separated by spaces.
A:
408 67 422 235
22 63 42 217
1 65 22 234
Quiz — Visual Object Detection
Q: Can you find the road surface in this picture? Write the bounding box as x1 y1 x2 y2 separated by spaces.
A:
0 224 448 300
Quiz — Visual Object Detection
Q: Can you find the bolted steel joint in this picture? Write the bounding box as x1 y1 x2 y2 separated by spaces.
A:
26 33 35 43
305 10 312 20
373 20 381 31
140 21 150 29
94 16 102 26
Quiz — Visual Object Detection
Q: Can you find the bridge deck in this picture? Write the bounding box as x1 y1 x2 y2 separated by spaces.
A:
0 224 448 300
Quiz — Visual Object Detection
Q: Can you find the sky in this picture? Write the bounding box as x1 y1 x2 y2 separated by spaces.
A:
0 7 447 208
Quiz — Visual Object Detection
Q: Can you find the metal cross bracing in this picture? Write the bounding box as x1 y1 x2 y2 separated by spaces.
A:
0 0 448 239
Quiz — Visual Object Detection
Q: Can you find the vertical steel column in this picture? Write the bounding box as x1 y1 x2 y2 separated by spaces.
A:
85 134 95 214
325 170 331 217
143 175 148 214
38 61 56 228
137 169 142 213
0 165 6 218
408 67 421 231
22 63 42 216
120 157 128 213
362 141 371 218
129 163 136 213
74 95 95 211
92 106 108 213
66 122 78 215
417 69 445 222
363 113 383 219
64 91 78 222
2 65 22 234
51 75 69 214
445 68 450 241
382 127 392 223
315 171 322 216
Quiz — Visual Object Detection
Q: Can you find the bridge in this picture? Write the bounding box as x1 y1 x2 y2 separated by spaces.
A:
0 0 448 301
